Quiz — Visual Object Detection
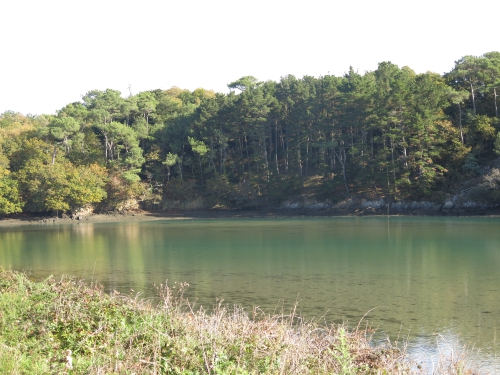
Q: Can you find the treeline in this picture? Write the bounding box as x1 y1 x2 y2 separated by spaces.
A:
1 52 500 215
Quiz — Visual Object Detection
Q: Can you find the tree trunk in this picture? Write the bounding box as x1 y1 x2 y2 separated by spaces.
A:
297 143 302 177
386 164 391 194
179 145 184 181
402 136 408 168
262 137 269 181
333 146 349 194
199 159 204 184
51 146 57 165
209 140 216 174
305 136 310 178
239 138 245 182
275 122 279 176
458 103 464 143
494 87 498 118
284 131 289 175
103 133 109 162
219 148 223 175
245 136 250 178
470 82 476 116
390 137 396 189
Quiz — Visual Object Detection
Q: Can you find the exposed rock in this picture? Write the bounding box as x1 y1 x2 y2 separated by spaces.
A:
460 200 488 209
390 202 408 211
304 200 330 210
443 200 454 210
334 198 355 209
116 199 140 212
280 201 302 209
408 201 440 211
361 199 385 210
71 204 94 218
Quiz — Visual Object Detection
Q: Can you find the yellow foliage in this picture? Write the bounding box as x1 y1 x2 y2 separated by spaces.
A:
164 86 188 97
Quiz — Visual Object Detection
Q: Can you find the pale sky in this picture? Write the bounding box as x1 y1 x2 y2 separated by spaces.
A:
1 0 498 116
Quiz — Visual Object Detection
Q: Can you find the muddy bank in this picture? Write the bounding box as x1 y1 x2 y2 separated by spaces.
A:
1 200 500 227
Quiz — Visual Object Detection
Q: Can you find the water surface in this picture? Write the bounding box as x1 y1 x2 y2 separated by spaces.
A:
1 217 499 371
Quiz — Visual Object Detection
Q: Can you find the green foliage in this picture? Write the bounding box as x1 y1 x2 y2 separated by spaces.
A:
188 136 208 156
227 76 261 92
462 153 480 174
102 170 148 210
66 129 105 166
494 132 500 155
164 152 180 167
164 178 199 202
2 269 447 375
136 91 158 125
467 115 496 157
16 159 108 213
205 176 260 208
266 173 302 202
67 164 108 207
47 117 80 144
0 169 23 215
462 168 500 203
2 53 500 213
327 328 362 375
8 137 52 172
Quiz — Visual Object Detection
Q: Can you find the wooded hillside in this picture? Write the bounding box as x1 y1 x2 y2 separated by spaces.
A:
1 52 500 215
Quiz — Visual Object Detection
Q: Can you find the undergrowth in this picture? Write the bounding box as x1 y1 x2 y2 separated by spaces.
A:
0 269 472 374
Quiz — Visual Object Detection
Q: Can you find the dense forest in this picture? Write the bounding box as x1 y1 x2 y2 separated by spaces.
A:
1 52 500 215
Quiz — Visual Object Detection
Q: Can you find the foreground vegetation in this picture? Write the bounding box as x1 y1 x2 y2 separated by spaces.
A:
0 269 472 374
1 52 500 216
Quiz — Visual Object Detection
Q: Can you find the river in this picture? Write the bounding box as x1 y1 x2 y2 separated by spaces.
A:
0 216 499 372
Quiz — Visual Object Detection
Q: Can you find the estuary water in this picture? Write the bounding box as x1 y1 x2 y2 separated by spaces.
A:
1 217 499 372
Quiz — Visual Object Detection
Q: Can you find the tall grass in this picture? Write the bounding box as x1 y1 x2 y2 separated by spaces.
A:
0 269 472 374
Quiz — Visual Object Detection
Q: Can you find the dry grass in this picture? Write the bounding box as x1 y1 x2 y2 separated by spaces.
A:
0 269 474 374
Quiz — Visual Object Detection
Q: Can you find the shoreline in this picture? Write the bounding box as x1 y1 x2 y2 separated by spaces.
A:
0 269 471 374
1 207 500 227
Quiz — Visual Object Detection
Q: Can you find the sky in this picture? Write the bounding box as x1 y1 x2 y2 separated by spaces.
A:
1 0 499 116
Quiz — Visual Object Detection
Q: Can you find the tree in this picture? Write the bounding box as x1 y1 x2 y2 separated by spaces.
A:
445 55 485 115
494 132 500 155
82 89 125 125
0 168 23 215
44 116 82 163
163 152 179 182
66 163 108 208
96 122 144 168
228 76 260 92
467 115 497 160
483 52 500 117
16 157 107 214
189 136 209 183
135 91 158 132
446 89 469 143
463 153 480 174
3 52 500 212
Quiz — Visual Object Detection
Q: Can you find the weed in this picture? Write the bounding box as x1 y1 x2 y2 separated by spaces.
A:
0 268 474 374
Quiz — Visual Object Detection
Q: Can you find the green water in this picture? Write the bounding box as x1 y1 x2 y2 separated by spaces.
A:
1 217 499 371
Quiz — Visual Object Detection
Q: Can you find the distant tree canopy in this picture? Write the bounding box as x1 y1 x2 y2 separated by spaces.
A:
1 52 500 215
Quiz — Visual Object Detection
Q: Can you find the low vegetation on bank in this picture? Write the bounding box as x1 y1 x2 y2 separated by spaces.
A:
0 269 471 374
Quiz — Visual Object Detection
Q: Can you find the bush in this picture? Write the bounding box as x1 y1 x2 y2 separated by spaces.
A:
164 178 199 202
204 176 260 209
